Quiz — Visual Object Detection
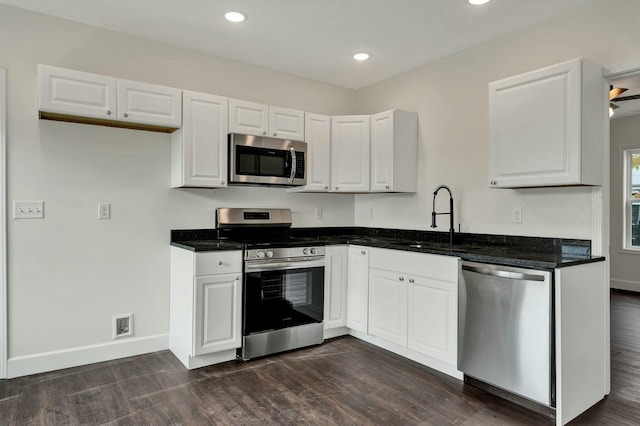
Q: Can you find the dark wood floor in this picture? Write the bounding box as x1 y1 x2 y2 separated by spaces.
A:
1 290 639 425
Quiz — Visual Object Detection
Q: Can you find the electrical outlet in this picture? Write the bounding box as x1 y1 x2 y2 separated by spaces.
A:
512 207 523 224
112 313 134 339
13 201 44 219
314 207 323 219
98 203 110 219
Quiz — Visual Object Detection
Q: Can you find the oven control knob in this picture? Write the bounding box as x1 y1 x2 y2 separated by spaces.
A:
256 251 265 258
310 248 319 255
265 250 274 258
303 248 310 255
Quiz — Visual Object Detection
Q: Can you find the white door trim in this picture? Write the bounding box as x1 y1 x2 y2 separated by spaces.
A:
600 58 640 396
0 67 7 379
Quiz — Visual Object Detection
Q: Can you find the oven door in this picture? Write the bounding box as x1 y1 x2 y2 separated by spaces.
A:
229 133 306 186
243 258 324 335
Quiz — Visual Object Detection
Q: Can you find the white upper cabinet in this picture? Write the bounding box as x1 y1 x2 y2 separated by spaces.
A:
488 58 606 188
228 99 269 136
269 106 305 141
370 109 418 193
171 91 228 188
39 64 117 120
38 64 181 131
117 79 182 128
301 113 331 191
331 115 370 192
229 99 304 141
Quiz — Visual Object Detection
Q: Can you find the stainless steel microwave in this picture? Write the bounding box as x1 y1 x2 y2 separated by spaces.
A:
228 133 307 187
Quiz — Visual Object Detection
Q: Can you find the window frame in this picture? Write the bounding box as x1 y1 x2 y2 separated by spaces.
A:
623 148 640 251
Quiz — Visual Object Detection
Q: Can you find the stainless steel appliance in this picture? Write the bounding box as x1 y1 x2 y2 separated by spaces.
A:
458 261 554 408
228 133 307 187
216 208 324 361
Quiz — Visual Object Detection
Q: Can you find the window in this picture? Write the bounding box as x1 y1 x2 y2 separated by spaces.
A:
624 149 640 249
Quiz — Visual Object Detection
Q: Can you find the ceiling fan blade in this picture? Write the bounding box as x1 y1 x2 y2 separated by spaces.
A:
610 86 628 100
611 93 640 102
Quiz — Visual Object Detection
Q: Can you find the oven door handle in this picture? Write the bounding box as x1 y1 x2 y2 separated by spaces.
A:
245 258 325 272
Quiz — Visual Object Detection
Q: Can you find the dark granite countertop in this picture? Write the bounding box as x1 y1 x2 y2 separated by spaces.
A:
171 227 605 269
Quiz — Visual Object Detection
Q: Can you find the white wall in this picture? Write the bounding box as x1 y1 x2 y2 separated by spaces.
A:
354 0 640 240
3 0 640 375
0 5 356 370
610 114 640 292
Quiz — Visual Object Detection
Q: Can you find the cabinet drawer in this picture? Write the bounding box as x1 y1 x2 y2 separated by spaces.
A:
369 248 458 283
195 251 242 276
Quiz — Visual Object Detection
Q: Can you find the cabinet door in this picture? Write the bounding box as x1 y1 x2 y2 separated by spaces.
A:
172 91 228 188
488 58 605 188
331 116 370 192
368 268 408 347
193 273 242 356
370 110 395 192
269 106 304 141
117 79 182 128
324 246 348 330
347 246 369 333
408 276 457 365
229 99 269 136
304 113 331 191
38 64 117 120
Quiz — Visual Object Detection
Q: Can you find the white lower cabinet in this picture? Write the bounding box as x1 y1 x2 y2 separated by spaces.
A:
324 246 348 333
170 247 242 369
363 247 460 376
368 268 408 346
346 246 370 333
193 273 241 356
407 275 457 366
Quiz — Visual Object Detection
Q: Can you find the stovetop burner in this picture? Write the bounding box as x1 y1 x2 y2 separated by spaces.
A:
215 207 323 253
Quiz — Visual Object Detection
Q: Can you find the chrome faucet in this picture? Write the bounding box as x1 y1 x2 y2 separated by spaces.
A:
431 185 454 245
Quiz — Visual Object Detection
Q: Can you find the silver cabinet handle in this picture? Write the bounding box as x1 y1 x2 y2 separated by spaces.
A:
124 113 129 118
106 110 112 116
324 186 328 190
288 147 296 184
385 185 390 189
490 180 497 185
273 132 277 136
360 251 366 255
399 277 405 281
262 130 267 135
462 264 546 281
335 186 339 190
409 278 414 283
218 261 223 266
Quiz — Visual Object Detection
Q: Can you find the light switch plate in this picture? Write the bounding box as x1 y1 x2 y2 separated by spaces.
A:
98 203 110 219
512 207 523 224
13 201 44 219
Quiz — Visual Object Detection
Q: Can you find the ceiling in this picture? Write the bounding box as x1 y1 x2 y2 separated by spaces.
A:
0 0 597 89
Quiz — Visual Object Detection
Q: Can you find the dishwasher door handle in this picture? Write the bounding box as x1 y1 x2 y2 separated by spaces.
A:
462 264 546 282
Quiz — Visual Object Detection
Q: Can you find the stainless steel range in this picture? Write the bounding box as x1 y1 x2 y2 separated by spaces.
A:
216 208 325 361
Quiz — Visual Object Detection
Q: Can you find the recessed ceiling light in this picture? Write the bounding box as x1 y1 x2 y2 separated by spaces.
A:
353 53 370 61
468 0 491 5
224 11 246 23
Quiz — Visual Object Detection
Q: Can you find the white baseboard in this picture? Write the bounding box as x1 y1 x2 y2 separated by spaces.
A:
348 329 463 380
610 278 640 293
7 333 169 378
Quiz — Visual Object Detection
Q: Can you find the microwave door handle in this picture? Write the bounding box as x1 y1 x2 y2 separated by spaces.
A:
289 147 296 184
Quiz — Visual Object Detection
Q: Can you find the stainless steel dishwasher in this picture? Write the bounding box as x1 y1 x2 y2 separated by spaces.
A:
458 261 554 408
